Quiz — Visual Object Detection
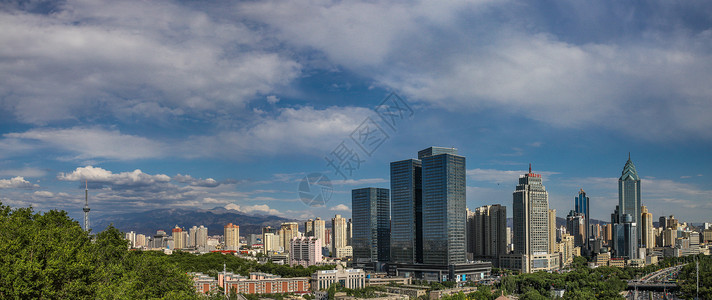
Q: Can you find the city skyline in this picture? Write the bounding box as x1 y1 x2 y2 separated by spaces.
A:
1 1 711 224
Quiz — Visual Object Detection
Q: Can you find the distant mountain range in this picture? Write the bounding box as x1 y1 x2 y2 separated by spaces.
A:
92 207 293 236
93 207 612 237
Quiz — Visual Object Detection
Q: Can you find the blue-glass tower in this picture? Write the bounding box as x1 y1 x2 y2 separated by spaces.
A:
420 147 466 265
390 159 422 264
352 187 390 263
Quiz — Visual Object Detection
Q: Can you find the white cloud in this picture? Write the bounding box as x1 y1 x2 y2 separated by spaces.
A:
225 203 283 216
0 0 300 125
183 106 372 158
173 174 220 187
329 204 351 212
4 127 163 160
0 176 39 189
33 191 54 197
57 166 170 186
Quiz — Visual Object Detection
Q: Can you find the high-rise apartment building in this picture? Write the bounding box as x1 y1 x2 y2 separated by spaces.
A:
466 208 476 258
352 187 390 263
290 237 323 267
173 226 186 250
641 206 654 249
305 218 326 245
390 158 422 264
331 215 348 256
548 209 556 254
471 204 507 259
224 223 240 251
280 222 299 252
420 147 466 265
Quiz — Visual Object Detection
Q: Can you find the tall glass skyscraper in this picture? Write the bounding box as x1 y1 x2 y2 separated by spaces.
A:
352 187 391 263
575 189 590 253
420 147 466 265
390 159 422 264
618 154 641 244
512 165 550 256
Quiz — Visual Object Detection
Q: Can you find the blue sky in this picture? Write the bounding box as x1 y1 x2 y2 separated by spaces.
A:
1 0 711 224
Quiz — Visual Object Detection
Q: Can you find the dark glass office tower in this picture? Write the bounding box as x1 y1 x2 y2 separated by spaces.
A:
352 187 391 263
390 159 422 264
420 147 466 265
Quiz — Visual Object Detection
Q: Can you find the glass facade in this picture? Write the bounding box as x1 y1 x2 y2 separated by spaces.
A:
618 156 642 249
575 190 590 252
421 149 466 265
352 187 390 263
390 159 422 264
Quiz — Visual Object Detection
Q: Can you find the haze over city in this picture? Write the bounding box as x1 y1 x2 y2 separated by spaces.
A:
1 0 711 224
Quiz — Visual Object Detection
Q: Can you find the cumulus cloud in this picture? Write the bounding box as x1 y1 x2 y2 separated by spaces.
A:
0 176 39 189
329 204 351 212
57 166 170 186
173 174 220 187
225 203 283 216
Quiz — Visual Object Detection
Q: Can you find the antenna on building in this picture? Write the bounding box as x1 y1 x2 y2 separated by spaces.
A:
529 163 532 174
83 179 91 232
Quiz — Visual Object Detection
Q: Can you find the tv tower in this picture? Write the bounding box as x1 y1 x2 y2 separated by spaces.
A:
83 180 91 232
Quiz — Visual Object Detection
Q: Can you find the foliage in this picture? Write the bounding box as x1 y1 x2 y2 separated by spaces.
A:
678 254 712 300
158 250 335 278
0 202 197 299
498 265 628 299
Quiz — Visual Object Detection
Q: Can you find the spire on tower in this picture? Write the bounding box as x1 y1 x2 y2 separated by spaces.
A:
529 163 532 174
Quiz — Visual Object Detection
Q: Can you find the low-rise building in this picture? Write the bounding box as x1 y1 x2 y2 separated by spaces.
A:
312 269 365 291
189 272 219 294
218 271 310 294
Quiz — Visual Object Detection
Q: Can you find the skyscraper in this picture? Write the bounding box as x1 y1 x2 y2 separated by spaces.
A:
513 165 550 256
641 206 654 249
619 154 642 244
390 158 422 264
575 189 590 252
280 222 299 252
501 165 558 273
173 226 186 250
466 208 476 258
471 204 507 259
548 209 556 254
352 187 390 263
224 223 240 251
566 211 585 247
305 218 326 245
331 214 347 256
420 147 466 265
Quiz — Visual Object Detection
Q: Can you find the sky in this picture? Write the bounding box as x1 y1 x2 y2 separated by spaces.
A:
1 0 711 225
